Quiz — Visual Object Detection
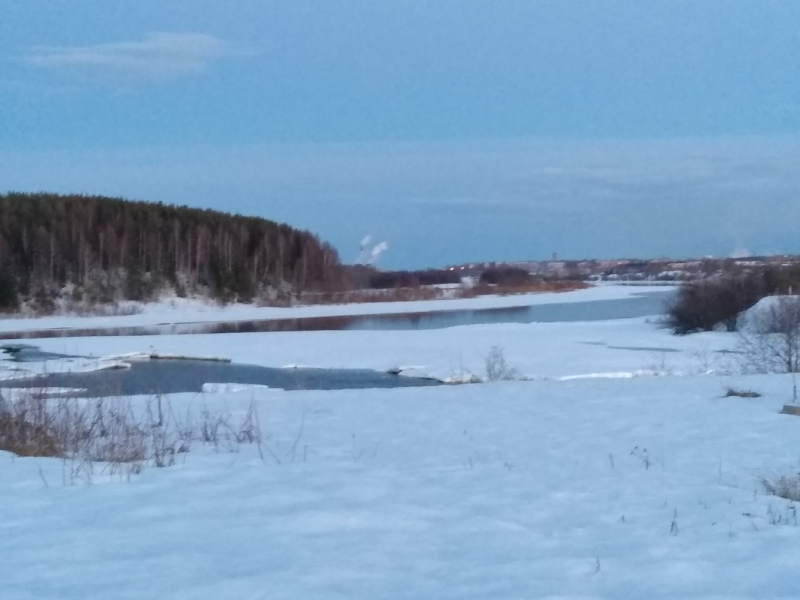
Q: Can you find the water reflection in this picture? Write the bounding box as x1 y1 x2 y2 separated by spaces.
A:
0 291 672 340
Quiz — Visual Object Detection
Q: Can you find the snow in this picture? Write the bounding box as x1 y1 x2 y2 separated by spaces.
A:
201 382 279 394
22 316 734 383
104 351 232 363
3 376 800 598
738 295 796 332
2 285 800 599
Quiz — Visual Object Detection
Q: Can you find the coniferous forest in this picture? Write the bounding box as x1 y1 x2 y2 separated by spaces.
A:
0 193 345 310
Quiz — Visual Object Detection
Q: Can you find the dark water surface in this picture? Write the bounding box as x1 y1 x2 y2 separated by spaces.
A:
0 359 441 397
0 290 671 396
0 291 672 340
342 291 671 330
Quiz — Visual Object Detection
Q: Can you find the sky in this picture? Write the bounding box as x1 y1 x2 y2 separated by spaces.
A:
1 1 799 268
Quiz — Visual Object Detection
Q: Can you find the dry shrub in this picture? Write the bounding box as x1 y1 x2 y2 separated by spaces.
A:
666 274 766 334
197 399 272 462
484 346 518 382
667 266 800 334
0 391 59 457
0 390 191 478
0 390 149 464
763 473 800 502
0 387 277 479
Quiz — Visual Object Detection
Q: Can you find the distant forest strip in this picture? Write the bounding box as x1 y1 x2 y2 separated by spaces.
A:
0 193 345 308
0 193 591 314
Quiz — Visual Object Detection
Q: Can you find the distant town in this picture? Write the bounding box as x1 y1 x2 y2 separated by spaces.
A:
444 254 800 282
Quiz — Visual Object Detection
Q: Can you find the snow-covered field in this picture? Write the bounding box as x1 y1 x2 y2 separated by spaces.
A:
3 286 800 599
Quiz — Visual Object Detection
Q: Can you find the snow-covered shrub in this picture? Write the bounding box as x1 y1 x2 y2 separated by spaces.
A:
762 473 800 502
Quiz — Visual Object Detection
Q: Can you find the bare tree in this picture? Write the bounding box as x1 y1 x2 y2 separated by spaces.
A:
739 296 800 400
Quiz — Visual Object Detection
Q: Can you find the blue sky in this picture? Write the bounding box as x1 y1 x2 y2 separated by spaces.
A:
1 1 800 268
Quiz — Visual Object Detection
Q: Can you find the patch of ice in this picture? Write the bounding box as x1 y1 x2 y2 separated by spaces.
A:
558 371 639 381
47 387 90 394
104 352 231 363
105 352 153 361
393 365 429 373
439 372 482 384
201 383 279 394
92 361 132 371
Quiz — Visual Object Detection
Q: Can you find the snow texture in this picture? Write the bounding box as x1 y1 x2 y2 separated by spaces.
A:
2 285 800 599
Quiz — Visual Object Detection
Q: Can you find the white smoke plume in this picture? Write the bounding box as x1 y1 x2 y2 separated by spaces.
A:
730 246 751 259
368 241 389 265
356 235 389 265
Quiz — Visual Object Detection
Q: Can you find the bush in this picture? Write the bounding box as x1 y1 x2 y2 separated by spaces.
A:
667 272 768 334
762 473 800 502
666 265 800 334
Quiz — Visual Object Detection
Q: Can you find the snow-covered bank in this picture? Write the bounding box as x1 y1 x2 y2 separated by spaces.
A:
3 375 800 599
5 285 799 599
0 283 669 334
24 316 732 383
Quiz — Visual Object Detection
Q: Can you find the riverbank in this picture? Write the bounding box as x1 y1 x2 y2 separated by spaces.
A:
0 283 671 335
3 281 800 598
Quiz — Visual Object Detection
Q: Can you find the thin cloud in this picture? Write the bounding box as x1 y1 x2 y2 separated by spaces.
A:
23 32 254 84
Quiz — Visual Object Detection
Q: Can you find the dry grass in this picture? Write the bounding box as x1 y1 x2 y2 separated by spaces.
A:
0 390 149 465
0 389 270 480
0 409 59 458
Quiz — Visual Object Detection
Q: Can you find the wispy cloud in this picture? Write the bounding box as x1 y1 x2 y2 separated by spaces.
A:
23 33 253 84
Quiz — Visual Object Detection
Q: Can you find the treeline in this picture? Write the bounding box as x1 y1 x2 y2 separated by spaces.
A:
478 266 534 286
368 269 461 289
666 265 800 334
345 265 566 291
341 265 461 289
0 193 345 309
